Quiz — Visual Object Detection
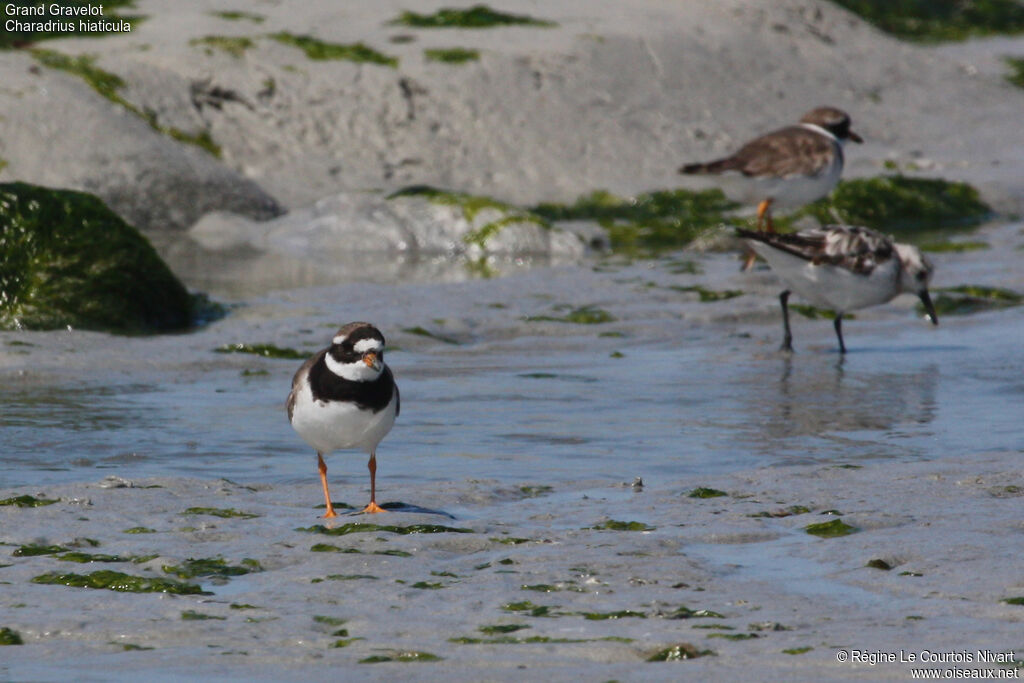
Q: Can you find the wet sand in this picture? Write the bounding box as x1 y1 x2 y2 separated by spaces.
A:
3 220 1023 680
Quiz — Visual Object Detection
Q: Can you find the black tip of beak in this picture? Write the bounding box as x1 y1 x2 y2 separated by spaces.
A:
848 131 863 144
919 290 938 325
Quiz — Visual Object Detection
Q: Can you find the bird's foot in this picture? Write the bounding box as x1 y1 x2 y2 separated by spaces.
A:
362 501 386 514
322 508 340 519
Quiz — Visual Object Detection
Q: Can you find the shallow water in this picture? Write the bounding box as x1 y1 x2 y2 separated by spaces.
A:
3 225 1022 491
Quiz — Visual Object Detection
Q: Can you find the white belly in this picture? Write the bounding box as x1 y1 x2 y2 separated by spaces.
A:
716 156 843 208
750 243 902 313
290 382 397 455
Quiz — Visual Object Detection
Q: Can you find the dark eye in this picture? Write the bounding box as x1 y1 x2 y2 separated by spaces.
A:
916 271 927 282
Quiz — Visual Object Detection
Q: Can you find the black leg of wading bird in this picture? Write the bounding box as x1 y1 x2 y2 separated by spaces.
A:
779 290 794 352
834 313 847 354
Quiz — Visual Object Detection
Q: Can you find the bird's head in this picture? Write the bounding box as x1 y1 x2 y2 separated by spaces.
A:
325 322 387 381
800 106 862 144
894 244 938 326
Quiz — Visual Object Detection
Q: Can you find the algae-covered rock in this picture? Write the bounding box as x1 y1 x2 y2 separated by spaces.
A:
0 182 194 333
796 175 992 236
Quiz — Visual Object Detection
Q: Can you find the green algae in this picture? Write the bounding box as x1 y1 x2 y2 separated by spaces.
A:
784 646 814 655
524 305 616 324
688 487 727 499
31 570 207 594
748 505 812 518
13 544 68 557
452 635 630 645
0 627 23 645
270 33 397 66
900 571 924 577
412 581 445 589
182 506 260 519
118 642 152 651
390 5 555 28
581 610 646 620
57 552 130 563
479 624 530 634
326 574 378 581
389 185 549 250
1002 597 1024 605
0 182 197 333
360 650 442 663
162 557 260 579
670 285 743 302
502 601 558 617
424 47 480 63
804 519 859 538
402 326 460 345
312 544 412 558
310 543 361 553
692 624 734 630
918 240 989 253
0 494 59 507
828 0 1024 43
313 615 346 626
1 1 143 49
795 176 992 237
181 610 226 621
123 526 157 534
867 559 893 570
214 343 307 359
591 520 655 531
299 523 472 536
190 35 254 58
30 50 221 157
708 632 758 641
532 188 735 256
647 642 715 661
663 606 725 619
230 603 259 610
211 10 264 23
923 285 1023 317
518 485 554 498
521 584 560 592
1006 57 1024 88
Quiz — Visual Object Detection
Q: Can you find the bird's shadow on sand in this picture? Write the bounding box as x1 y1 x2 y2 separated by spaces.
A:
344 501 456 519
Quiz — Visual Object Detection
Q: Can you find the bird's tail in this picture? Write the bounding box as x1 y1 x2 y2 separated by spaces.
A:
678 159 732 175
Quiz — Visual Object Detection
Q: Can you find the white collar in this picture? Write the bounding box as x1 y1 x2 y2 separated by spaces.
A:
799 122 840 143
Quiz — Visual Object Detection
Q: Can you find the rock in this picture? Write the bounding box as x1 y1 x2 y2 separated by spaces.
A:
0 182 195 333
188 188 590 259
0 50 282 232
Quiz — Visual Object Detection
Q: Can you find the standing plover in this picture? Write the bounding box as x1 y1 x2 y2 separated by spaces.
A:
738 225 938 353
680 107 862 233
287 322 399 516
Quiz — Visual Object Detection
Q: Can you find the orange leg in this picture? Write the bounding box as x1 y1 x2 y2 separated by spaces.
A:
756 197 776 233
317 453 338 518
362 452 385 514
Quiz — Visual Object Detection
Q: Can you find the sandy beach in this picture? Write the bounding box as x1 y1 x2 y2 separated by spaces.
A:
2 0 1024 680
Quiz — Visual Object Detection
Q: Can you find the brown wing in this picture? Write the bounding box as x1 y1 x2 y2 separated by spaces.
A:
688 126 835 178
738 225 896 276
286 348 326 422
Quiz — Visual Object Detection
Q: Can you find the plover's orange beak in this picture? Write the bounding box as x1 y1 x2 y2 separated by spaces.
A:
848 130 863 143
363 352 379 368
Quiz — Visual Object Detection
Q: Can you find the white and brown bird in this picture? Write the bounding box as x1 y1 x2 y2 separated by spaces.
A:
287 322 399 516
680 107 863 234
738 225 938 353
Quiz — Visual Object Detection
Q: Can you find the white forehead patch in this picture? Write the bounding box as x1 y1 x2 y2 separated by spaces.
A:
353 338 382 353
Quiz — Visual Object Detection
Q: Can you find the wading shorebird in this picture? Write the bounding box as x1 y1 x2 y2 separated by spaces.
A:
738 225 938 353
287 322 399 516
680 107 863 235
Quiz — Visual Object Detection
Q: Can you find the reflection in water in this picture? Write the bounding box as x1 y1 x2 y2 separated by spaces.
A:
745 355 939 453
